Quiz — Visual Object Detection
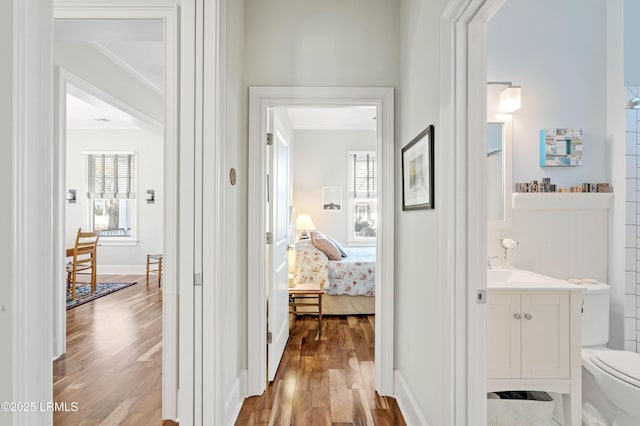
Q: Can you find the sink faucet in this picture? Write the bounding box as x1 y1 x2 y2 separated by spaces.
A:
487 256 499 269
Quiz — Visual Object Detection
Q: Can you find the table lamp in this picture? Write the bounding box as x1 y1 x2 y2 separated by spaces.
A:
296 214 316 239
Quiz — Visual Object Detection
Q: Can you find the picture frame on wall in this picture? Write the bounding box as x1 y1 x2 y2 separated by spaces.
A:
402 124 435 211
322 186 342 211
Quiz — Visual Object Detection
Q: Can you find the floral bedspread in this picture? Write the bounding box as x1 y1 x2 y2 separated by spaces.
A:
294 239 375 296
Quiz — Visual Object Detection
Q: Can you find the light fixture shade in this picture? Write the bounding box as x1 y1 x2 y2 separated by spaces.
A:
500 86 521 112
631 97 640 109
295 214 316 231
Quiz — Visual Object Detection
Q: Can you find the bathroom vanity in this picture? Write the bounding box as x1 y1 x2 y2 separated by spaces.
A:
487 268 583 426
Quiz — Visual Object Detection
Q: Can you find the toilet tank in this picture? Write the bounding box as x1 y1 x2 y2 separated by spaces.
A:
581 283 610 346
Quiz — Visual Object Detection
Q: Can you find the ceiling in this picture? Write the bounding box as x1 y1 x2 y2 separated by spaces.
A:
66 84 146 130
55 19 164 129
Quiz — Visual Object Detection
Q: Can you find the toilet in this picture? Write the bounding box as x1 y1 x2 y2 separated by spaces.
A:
581 283 640 426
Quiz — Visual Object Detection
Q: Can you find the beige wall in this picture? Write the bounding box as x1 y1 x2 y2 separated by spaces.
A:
292 129 376 246
65 129 164 272
223 0 248 415
396 0 447 423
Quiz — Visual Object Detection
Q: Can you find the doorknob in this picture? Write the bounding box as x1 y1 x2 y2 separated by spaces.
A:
524 313 532 320
513 313 522 320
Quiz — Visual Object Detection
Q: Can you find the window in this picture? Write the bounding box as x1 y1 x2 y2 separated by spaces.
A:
348 151 377 242
87 153 136 240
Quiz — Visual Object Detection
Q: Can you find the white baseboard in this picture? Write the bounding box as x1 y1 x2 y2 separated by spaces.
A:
97 265 146 275
394 370 430 426
226 369 247 426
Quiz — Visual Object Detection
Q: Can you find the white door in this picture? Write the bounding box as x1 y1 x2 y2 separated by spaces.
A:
521 293 570 379
486 292 521 379
267 110 291 381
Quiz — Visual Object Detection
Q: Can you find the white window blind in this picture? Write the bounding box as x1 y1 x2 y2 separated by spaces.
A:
87 154 136 199
352 152 376 199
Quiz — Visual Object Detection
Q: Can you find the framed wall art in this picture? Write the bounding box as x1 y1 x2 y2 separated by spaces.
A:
322 185 342 211
402 124 435 211
540 128 583 167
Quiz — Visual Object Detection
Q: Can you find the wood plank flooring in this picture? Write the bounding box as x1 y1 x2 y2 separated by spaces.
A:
53 274 170 426
235 315 406 426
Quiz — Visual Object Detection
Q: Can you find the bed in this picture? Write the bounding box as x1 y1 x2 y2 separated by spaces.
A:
293 238 375 315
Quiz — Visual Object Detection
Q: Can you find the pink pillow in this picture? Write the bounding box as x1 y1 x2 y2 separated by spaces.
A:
310 231 342 260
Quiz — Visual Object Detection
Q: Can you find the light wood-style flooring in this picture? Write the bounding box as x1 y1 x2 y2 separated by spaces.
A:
53 274 174 425
235 315 406 426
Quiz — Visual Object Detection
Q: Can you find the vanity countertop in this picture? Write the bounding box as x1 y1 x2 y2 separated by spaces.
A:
487 267 597 291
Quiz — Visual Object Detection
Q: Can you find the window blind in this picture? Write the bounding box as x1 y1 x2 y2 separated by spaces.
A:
352 152 376 199
87 154 136 199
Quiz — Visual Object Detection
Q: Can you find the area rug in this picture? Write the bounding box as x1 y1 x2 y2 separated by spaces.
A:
66 282 138 310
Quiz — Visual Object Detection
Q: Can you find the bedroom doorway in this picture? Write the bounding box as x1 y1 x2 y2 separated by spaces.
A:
247 87 395 397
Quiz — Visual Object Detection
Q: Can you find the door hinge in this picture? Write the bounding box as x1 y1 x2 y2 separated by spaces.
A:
476 289 487 304
267 331 273 344
194 273 202 287
266 132 273 146
266 232 273 244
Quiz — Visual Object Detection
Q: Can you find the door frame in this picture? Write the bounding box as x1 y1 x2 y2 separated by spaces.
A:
51 2 188 422
440 0 505 423
10 0 55 423
247 86 395 397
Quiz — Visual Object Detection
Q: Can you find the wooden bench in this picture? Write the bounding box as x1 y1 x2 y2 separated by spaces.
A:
289 282 324 322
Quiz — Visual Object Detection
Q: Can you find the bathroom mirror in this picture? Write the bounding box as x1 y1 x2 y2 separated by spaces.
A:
486 119 512 225
486 83 513 226
487 122 504 220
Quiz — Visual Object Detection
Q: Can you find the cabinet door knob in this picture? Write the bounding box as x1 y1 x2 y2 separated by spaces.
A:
524 313 532 320
513 313 522 320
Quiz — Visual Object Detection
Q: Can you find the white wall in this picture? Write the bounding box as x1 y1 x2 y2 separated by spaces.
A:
55 42 164 125
0 0 12 419
397 0 446 423
65 129 164 273
487 3 609 261
292 129 376 246
487 0 607 189
624 0 640 87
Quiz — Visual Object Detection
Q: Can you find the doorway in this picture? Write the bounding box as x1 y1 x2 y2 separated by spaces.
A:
52 4 180 421
247 86 395 397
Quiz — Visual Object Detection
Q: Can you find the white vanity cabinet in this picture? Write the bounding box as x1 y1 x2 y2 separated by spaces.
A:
488 293 570 379
487 285 583 426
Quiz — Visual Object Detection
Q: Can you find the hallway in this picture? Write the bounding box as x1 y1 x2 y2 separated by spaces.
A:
236 315 406 425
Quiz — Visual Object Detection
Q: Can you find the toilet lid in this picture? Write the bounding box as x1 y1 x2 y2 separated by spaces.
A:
590 351 640 388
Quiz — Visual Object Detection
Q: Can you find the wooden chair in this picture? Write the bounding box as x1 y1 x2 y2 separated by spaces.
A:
66 228 100 300
146 254 163 287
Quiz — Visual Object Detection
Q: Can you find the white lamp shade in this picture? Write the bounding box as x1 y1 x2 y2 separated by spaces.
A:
500 86 521 112
295 214 316 231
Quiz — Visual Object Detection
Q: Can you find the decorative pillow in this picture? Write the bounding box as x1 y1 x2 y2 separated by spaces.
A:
327 236 348 258
310 231 342 260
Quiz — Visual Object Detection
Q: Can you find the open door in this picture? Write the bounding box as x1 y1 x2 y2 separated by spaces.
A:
267 110 291 381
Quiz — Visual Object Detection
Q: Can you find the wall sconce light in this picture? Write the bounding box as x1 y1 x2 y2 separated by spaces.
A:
146 190 155 204
631 97 640 109
487 81 522 113
499 85 522 113
66 189 76 204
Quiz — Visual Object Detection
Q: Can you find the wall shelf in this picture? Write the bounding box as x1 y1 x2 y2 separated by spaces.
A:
512 192 613 210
